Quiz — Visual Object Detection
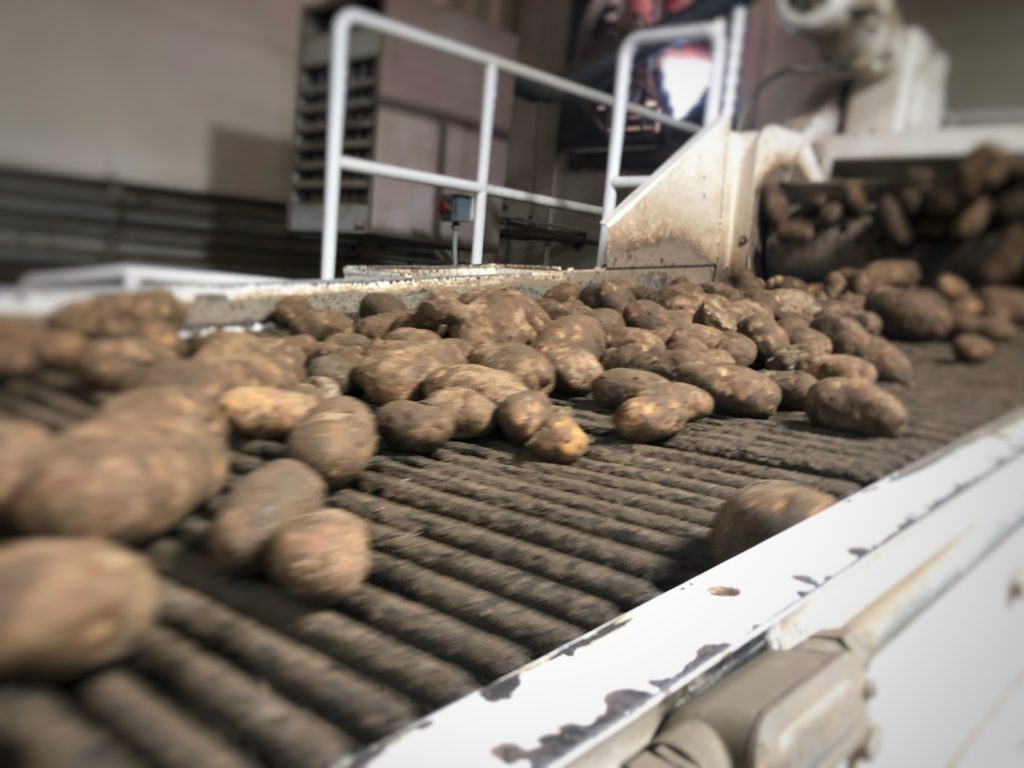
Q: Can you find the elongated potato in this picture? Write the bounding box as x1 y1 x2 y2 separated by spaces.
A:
352 340 464 403
717 331 758 366
952 333 995 363
805 378 908 436
525 411 590 464
590 307 626 334
287 396 378 487
933 271 972 301
788 326 833 356
423 387 496 440
377 400 456 454
469 342 555 392
955 313 1017 340
543 283 579 302
711 481 836 562
496 391 552 445
265 509 371 604
545 346 603 396
50 290 186 338
0 537 158 680
274 296 353 339
591 368 670 409
674 363 782 418
78 336 179 389
422 364 529 404
607 327 666 353
533 314 606 358
0 419 53 508
866 288 954 340
613 383 714 443
207 459 327 572
219 386 317 438
798 353 879 382
852 258 922 294
738 315 790 360
765 370 816 411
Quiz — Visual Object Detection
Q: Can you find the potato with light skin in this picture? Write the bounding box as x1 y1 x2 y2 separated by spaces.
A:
980 285 1024 323
544 346 603 396
496 391 552 445
710 481 836 562
470 342 556 393
591 368 670 409
0 419 53 508
673 363 782 418
307 348 364 393
265 509 371 604
78 336 179 389
219 386 317 438
274 296 353 340
788 326 833 357
357 311 411 339
377 400 456 455
423 387 495 440
448 291 549 346
543 283 579 302
952 333 995 363
352 340 464 404
817 315 912 384
422 364 529 404
608 327 665 353
589 308 626 335
852 258 922 295
613 383 714 443
359 292 407 317
955 314 1017 341
525 411 590 464
737 315 790 361
0 537 159 681
287 396 378 488
207 459 326 573
717 331 758 367
866 288 954 341
805 378 908 437
669 324 724 349
933 272 972 302
533 314 606 359
765 370 817 411
798 353 879 382
36 328 87 370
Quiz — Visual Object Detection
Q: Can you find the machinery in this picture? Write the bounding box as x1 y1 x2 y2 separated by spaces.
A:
1 3 1022 767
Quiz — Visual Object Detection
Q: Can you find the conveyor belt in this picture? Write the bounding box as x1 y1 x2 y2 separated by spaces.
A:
1 337 1023 767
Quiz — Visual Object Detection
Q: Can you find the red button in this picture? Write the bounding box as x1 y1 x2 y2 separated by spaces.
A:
438 199 450 215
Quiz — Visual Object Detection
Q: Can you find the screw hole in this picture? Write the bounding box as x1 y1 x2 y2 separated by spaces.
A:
708 586 740 597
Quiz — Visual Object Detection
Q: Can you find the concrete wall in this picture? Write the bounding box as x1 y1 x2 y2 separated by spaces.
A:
0 0 311 202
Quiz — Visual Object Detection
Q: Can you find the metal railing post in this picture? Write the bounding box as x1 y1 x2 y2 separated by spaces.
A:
321 12 353 281
471 63 498 266
723 4 748 124
705 17 728 124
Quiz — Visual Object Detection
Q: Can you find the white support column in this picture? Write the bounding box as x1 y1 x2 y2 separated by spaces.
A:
471 63 499 265
320 12 352 281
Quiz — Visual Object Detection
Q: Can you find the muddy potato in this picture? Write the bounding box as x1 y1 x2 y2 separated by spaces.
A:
35 328 87 370
352 341 463 403
952 333 995 363
543 283 579 302
219 386 317 438
538 298 584 319
496 391 552 445
590 307 627 334
738 316 790 361
805 378 908 437
589 281 635 312
356 311 411 339
788 326 833 356
622 299 671 330
50 290 186 339
694 294 743 331
613 383 711 443
764 346 814 371
711 481 836 562
608 327 665 353
820 314 913 383
359 293 407 317
601 342 656 371
877 193 914 247
533 314 606 359
776 312 809 336
411 291 469 330
287 396 378 487
866 288 954 341
422 363 529 405
823 270 848 298
765 370 817 411
852 258 922 294
674 363 782 418
274 296 353 339
666 345 734 369
525 411 590 464
711 331 754 367
378 400 457 455
933 271 972 302
470 342 556 393
0 334 41 379
799 353 879 382
207 459 326 572
669 324 724 349
307 348 363 393
423 387 495 440
657 280 705 312
448 290 549 346
544 346 603 396
955 314 1017 340
0 538 158 681
765 288 821 321
265 509 371 604
298 376 342 402
591 368 670 409
950 293 985 318
979 285 1024 323
78 336 179 389
0 419 53 508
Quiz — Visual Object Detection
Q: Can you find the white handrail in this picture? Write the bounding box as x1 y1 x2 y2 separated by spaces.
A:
321 5 730 279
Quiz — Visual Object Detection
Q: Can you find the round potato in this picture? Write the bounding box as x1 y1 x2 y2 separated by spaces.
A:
287 396 378 487
805 378 908 436
0 537 158 680
423 387 495 440
265 509 371 604
470 342 556 392
525 411 590 464
613 383 714 444
590 308 627 334
359 292 407 317
545 346 603 396
952 333 995 363
496 391 552 445
219 386 317 438
0 419 53 509
591 368 670 410
866 288 954 341
711 481 836 562
377 400 457 455
533 314 606 359
543 283 579 302
717 331 758 366
764 370 817 411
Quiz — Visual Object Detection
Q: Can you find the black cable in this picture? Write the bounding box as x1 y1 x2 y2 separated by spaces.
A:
737 63 854 131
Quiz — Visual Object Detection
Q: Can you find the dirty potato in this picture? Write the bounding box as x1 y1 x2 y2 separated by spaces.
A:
207 459 327 572
765 370 817 411
866 288 954 341
805 378 908 436
274 296 353 339
287 396 378 487
798 354 879 382
0 419 53 508
359 293 407 317
0 537 158 680
525 411 590 464
78 336 179 389
674 363 782 418
852 258 922 294
422 364 529 404
377 400 457 454
613 383 714 443
544 346 603 396
423 387 495 440
352 340 463 403
264 509 371 604
533 314 606 359
952 333 995 363
717 331 758 366
710 481 836 562
737 315 790 361
470 342 556 393
36 328 88 370
496 391 552 445
219 386 317 438
591 368 670 409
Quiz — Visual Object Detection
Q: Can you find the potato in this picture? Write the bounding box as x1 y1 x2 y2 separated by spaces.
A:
952 333 995 363
665 345 734 369
608 326 665 353
0 538 158 680
674 363 782 418
765 288 821 320
823 270 848 298
776 217 815 242
866 288 954 340
265 509 371 604
805 378 908 436
448 290 548 345
717 331 758 366
695 294 742 331
219 386 317 438
423 364 529 404
207 459 326 572
36 328 87 370
534 314 606 359
590 307 626 334
788 326 833 356
613 383 714 443
525 411 590 464
78 336 179 389
410 291 469 330
979 285 1024 323
298 375 342 402
359 293 407 317
765 370 817 411
50 290 186 338
933 271 972 301
537 298 580 319
950 293 985 317
580 280 635 312
657 280 705 312
877 193 914 247
8 390 229 541
543 283 579 302
954 314 1017 340
307 348 363 393
496 391 552 445
274 296 353 339
0 334 41 378
669 324 724 349
186 332 307 390
799 353 879 382
852 258 922 294
738 315 790 361
545 346 603 396
357 311 411 339
382 328 440 344
423 387 495 440
377 400 456 454
591 368 670 409
958 144 1012 198
0 419 53 508
469 342 555 392
352 340 463 403
764 346 814 371
623 299 670 330
287 396 378 487
710 481 836 562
